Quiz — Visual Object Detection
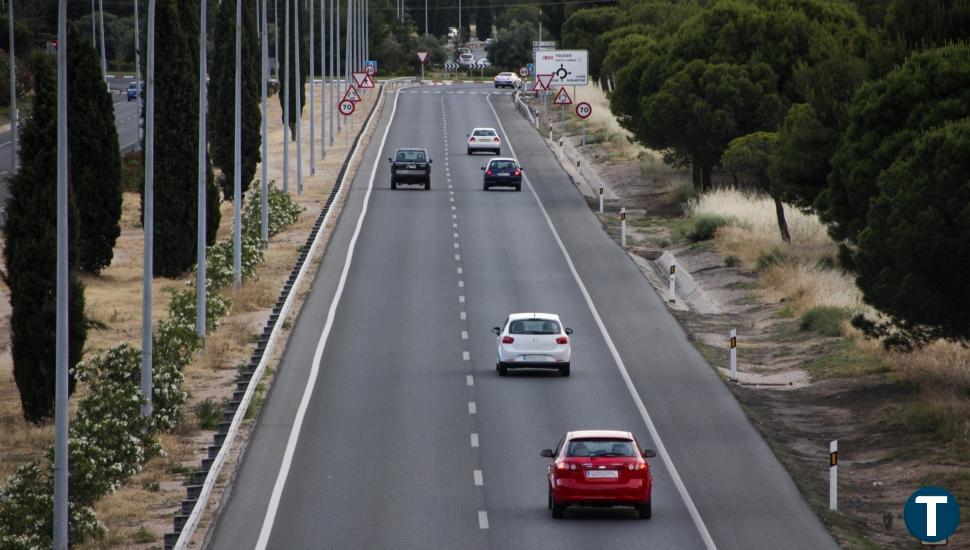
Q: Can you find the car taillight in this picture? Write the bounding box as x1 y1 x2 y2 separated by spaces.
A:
513 169 521 177
502 336 514 344
485 169 493 176
556 462 578 471
493 137 500 143
627 462 648 471
469 137 476 142
556 336 568 345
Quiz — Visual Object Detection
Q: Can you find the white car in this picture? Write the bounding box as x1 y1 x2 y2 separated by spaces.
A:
494 72 520 89
467 127 501 155
493 313 573 377
459 52 476 66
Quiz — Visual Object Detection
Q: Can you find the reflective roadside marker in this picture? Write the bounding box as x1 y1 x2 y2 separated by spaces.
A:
829 440 838 511
620 208 627 248
598 186 603 213
729 329 737 382
668 264 676 303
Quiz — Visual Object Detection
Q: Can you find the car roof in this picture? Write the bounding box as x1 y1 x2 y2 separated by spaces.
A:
487 157 517 163
508 312 560 321
394 147 428 152
567 430 635 440
472 127 497 132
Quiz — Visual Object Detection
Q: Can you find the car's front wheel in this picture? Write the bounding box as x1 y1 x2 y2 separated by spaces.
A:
636 501 652 519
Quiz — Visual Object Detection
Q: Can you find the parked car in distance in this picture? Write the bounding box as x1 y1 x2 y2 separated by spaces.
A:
493 312 572 376
126 81 144 101
542 430 656 519
388 148 432 190
467 127 501 155
481 158 522 191
494 72 521 88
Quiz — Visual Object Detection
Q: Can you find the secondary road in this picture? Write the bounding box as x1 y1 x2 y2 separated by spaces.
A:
0 76 139 211
208 84 837 549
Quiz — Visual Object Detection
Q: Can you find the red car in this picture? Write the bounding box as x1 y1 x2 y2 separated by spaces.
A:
541 430 656 519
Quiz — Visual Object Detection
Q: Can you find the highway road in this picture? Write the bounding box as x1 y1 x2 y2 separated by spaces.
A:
0 76 138 212
208 84 837 549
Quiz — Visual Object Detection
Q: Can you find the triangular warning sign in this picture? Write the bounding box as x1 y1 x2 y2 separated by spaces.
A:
535 74 553 91
417 51 429 63
343 85 361 102
360 74 376 89
352 72 367 87
552 86 572 105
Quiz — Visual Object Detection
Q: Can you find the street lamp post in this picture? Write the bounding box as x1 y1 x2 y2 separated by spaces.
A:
8 0 17 175
294 0 303 195
262 0 270 242
233 0 243 289
282 0 290 193
197 0 208 339
309 0 315 174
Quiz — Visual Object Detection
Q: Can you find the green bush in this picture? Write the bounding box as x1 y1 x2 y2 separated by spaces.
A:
799 306 851 337
168 287 232 334
244 182 305 239
689 213 733 241
724 255 741 267
669 180 697 207
756 247 794 271
193 398 224 430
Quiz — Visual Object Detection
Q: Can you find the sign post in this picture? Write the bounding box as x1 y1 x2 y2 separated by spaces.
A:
552 87 572 144
829 440 838 511
417 51 428 81
576 101 591 147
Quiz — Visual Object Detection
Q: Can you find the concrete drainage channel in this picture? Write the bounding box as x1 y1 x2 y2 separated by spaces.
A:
163 79 408 550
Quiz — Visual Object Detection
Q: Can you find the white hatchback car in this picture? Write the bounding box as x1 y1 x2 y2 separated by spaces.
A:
467 127 501 155
494 72 520 88
493 313 573 377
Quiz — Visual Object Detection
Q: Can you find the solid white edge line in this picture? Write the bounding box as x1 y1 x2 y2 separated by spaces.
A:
253 87 404 550
485 93 718 550
175 80 407 550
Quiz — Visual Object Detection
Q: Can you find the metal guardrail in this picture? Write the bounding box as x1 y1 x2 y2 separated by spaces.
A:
163 78 408 550
513 91 537 127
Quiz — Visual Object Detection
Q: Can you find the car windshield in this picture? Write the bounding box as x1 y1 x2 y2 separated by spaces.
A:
396 150 426 162
566 439 636 457
473 129 496 137
508 318 560 335
489 161 516 171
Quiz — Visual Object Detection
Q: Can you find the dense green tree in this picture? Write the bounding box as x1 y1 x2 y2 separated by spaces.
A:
560 7 620 82
487 20 536 70
884 0 970 50
723 131 790 242
642 60 785 190
210 0 261 201
2 53 86 423
852 119 970 347
769 103 834 212
277 0 308 139
67 25 122 274
146 0 220 277
475 0 493 40
820 43 970 246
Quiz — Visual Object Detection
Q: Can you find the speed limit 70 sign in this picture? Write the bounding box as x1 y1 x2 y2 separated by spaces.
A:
575 101 592 119
339 99 356 116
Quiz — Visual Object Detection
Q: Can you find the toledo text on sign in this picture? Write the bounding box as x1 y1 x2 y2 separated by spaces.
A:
535 50 589 86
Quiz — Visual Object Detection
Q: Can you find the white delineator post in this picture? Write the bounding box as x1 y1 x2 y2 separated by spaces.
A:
620 208 627 248
829 440 838 511
729 329 738 382
598 186 603 213
668 264 676 303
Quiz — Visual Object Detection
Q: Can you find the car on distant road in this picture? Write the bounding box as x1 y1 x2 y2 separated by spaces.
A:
542 430 656 519
126 81 144 101
493 72 520 89
493 312 572 376
481 158 522 191
467 127 501 155
388 148 432 190
458 52 476 66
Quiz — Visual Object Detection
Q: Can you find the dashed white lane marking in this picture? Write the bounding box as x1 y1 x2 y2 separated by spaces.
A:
452 205 456 211
459 295 465 303
453 223 458 228
450 197 455 202
478 511 489 529
458 280 464 288
454 232 459 238
460 311 467 320
455 254 461 261
466 374 474 386
462 351 470 361
452 214 457 219
473 470 484 486
470 433 479 447
454 242 459 249
468 402 477 414
461 330 468 340
457 267 463 274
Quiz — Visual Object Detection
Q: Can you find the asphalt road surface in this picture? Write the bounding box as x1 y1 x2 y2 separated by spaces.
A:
208 84 837 550
0 76 139 212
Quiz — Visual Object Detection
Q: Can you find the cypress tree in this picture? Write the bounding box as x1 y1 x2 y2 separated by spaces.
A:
147 0 221 277
210 0 262 201
276 0 308 140
2 52 87 423
67 24 123 274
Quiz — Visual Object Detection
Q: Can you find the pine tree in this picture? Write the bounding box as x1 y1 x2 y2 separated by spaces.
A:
146 0 221 277
2 52 87 423
276 0 307 140
210 0 262 202
67 25 122 274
